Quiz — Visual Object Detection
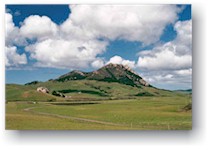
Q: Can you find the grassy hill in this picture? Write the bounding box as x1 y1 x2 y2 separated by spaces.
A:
6 63 188 102
55 63 150 87
6 80 192 130
6 84 61 101
5 63 192 130
6 80 185 102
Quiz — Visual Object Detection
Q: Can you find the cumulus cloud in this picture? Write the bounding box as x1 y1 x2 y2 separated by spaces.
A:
174 20 192 55
5 5 192 89
20 15 58 40
91 58 105 68
174 68 192 76
91 55 136 69
5 46 27 67
136 20 192 89
5 13 26 46
25 39 108 69
5 5 187 77
107 55 135 68
140 70 192 90
141 69 191 83
13 5 181 69
137 20 192 71
5 13 27 67
61 5 181 45
137 42 192 70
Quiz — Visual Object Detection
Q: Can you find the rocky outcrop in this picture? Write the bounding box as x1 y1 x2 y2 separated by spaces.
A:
138 79 149 86
37 87 49 93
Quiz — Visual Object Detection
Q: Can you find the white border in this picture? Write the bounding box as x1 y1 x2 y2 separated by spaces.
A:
1 0 211 150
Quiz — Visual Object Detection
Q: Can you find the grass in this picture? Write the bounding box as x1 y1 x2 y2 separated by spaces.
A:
6 80 184 102
6 96 191 130
6 84 61 101
6 102 129 130
5 81 192 130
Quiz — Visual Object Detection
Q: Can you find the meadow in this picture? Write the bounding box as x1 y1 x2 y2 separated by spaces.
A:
5 80 192 130
6 96 191 130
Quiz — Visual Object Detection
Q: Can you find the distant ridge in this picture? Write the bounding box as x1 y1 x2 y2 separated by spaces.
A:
55 63 150 87
25 81 42 85
174 89 192 94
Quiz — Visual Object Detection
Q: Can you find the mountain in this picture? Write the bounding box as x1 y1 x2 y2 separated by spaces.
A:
55 63 150 87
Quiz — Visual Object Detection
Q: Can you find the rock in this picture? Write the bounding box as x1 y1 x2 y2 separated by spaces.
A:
65 95 71 99
37 87 49 93
138 79 149 86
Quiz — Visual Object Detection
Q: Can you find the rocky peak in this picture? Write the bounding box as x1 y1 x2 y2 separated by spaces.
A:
104 63 125 69
102 63 139 76
55 63 150 87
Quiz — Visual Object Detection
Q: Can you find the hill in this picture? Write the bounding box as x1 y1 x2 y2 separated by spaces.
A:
174 89 192 94
6 63 192 130
6 63 186 102
55 63 150 87
7 80 178 102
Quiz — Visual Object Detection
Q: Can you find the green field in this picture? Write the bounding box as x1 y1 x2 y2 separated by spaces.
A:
6 98 191 130
5 80 192 130
6 80 186 101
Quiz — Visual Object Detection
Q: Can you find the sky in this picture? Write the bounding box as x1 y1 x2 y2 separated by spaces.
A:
5 4 192 90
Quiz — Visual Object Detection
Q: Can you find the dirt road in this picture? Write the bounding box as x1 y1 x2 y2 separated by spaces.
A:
23 106 125 127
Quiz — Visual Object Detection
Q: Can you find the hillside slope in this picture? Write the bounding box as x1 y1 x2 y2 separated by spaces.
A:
6 79 180 102
6 63 187 102
55 63 150 87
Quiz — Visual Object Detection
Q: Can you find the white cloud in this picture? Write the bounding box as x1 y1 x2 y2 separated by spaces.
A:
5 46 27 67
5 13 15 34
173 20 192 55
5 13 26 46
137 20 192 71
136 20 192 89
137 43 192 70
5 5 192 90
91 59 105 68
174 68 192 76
5 13 27 67
5 5 186 73
20 15 58 40
138 68 192 90
60 5 181 45
25 38 108 69
107 55 135 68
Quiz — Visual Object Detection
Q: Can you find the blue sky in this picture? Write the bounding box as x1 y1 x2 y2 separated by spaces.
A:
5 5 192 90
